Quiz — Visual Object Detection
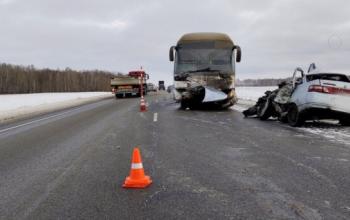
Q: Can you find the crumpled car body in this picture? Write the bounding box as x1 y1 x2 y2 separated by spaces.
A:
289 66 350 125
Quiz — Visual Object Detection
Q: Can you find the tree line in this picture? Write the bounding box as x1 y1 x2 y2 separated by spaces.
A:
0 62 293 93
0 63 120 94
236 77 291 87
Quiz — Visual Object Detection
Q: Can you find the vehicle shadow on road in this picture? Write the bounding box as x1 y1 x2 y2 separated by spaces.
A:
244 116 349 129
302 120 345 129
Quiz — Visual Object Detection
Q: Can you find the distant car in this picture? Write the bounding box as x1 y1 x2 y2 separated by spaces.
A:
158 81 165 90
167 85 174 93
287 64 350 126
147 83 157 92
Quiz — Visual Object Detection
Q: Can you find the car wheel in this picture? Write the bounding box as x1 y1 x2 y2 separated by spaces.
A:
287 104 304 127
278 114 288 123
257 99 273 120
180 100 189 110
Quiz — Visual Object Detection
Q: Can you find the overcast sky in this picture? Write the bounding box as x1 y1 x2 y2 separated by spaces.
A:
0 0 349 84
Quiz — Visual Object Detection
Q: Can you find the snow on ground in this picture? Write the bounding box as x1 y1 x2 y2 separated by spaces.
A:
233 86 350 146
0 92 113 123
236 86 277 102
298 124 350 146
231 86 277 112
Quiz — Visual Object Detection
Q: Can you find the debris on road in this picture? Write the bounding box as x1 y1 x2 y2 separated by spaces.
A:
243 81 291 122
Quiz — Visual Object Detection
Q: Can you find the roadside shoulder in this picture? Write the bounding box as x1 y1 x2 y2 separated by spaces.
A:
0 93 113 124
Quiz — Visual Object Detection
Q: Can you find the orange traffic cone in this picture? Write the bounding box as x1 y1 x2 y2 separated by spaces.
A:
123 147 152 188
140 97 147 112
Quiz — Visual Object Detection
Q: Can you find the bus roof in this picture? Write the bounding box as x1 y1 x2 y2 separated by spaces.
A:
177 32 234 45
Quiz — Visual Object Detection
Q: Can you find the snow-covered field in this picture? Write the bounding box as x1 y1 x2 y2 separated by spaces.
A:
234 86 350 146
236 86 277 102
232 86 277 112
0 92 113 123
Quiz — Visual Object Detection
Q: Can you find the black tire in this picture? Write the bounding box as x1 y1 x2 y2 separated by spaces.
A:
115 94 123 99
278 114 288 123
287 104 304 127
339 118 350 126
257 99 273 120
277 104 289 123
179 100 188 110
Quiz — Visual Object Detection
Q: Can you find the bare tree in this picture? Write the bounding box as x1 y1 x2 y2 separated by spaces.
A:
0 63 116 94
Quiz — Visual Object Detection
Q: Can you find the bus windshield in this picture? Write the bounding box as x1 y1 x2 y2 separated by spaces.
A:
175 42 234 75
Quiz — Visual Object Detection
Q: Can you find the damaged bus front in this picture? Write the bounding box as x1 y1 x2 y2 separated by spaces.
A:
169 32 241 109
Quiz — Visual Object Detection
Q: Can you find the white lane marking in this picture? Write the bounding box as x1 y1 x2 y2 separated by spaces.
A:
153 113 158 122
131 163 143 169
0 105 88 134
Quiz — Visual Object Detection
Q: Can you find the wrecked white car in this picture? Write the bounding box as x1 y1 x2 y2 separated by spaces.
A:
287 64 350 126
243 63 350 127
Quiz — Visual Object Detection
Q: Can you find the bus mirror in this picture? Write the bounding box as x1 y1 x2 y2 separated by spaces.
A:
234 45 241 63
169 46 175 62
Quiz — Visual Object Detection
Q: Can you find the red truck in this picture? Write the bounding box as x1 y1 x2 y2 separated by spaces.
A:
111 70 149 98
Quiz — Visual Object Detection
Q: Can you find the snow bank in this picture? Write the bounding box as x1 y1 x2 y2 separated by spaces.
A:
299 126 350 146
236 86 277 102
232 86 277 112
0 92 113 123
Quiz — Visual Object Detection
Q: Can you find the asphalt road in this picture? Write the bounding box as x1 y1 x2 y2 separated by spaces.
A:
0 92 349 220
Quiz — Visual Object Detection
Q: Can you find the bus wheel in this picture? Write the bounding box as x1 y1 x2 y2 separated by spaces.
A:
115 94 123 99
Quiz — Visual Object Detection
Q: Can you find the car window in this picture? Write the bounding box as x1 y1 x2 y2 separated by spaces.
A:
306 74 350 82
295 77 303 84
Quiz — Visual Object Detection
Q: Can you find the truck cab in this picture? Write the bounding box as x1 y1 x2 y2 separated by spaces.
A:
169 32 241 109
